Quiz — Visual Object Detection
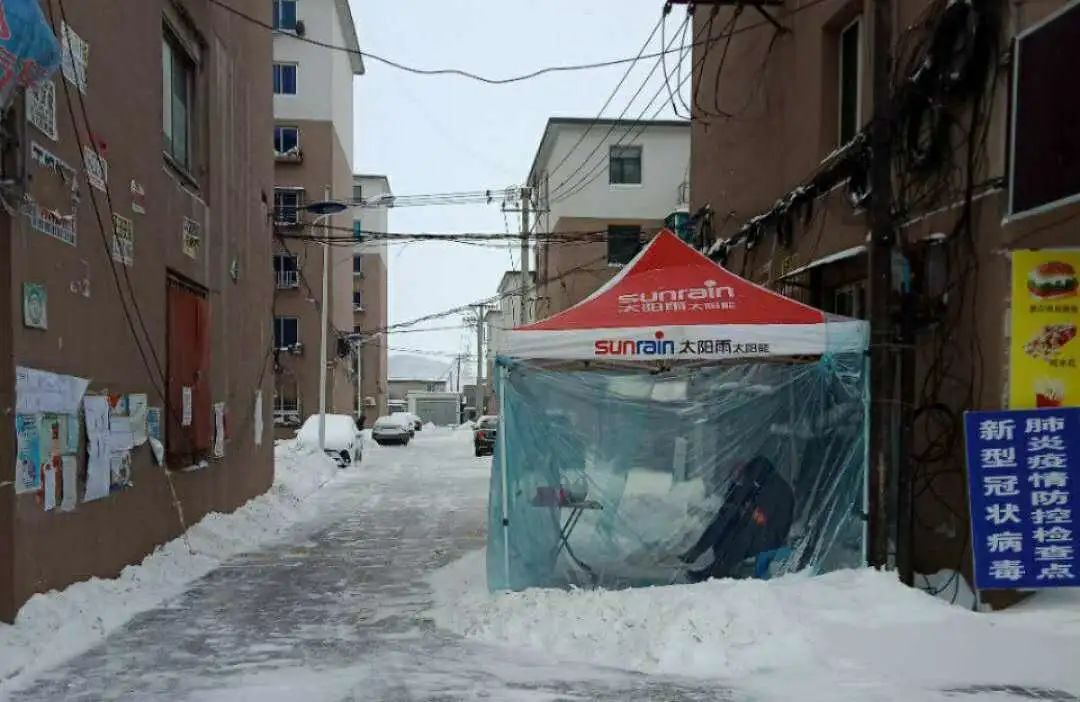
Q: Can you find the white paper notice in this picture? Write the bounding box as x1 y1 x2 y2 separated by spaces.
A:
182 386 193 427
84 395 110 438
213 402 225 458
254 391 263 447
16 366 90 414
149 437 165 466
128 393 148 446
108 416 134 452
43 466 57 511
61 455 77 511
84 436 111 502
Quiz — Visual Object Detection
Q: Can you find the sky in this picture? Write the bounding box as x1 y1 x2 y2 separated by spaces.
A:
350 0 687 367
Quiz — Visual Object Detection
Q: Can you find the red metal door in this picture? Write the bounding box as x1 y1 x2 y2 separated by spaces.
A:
167 277 211 460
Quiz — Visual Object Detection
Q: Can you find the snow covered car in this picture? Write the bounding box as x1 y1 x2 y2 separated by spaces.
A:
373 415 412 446
392 411 422 433
296 414 363 467
474 415 497 457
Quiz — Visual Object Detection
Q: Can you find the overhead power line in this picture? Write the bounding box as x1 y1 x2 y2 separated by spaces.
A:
208 0 788 86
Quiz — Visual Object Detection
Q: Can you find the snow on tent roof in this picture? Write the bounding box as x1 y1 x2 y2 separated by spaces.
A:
504 230 867 360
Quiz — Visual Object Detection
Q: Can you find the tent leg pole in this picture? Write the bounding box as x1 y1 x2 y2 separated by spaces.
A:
498 363 511 588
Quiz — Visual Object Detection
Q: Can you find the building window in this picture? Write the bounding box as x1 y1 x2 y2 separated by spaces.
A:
353 291 364 310
353 325 363 335
352 183 362 202
838 17 862 146
273 187 303 224
273 254 299 289
353 255 363 274
163 32 194 169
272 0 297 31
830 281 866 319
607 225 642 266
353 220 363 240
273 62 297 96
274 317 299 348
609 145 642 185
273 125 299 155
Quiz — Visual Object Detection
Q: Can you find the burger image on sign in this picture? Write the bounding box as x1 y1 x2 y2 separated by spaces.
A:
1027 261 1078 300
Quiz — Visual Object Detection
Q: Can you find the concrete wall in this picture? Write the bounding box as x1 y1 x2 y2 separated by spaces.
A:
689 0 1080 597
0 0 273 621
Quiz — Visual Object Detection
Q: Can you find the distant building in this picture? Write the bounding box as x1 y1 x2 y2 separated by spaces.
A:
388 378 448 402
352 174 391 425
527 118 690 321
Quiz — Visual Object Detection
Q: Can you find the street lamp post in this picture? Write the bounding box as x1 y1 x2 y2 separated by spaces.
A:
303 190 351 453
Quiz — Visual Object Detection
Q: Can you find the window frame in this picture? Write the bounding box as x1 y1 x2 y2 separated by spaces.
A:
273 62 298 96
608 145 643 186
273 187 304 225
837 16 862 147
162 27 196 171
353 255 363 275
274 316 299 349
606 225 643 267
272 0 298 32
273 125 300 155
352 290 364 310
353 219 363 241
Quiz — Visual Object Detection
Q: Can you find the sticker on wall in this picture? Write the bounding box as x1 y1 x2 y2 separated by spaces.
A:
128 393 148 446
83 145 107 192
130 180 146 214
26 79 57 140
15 414 42 494
83 395 111 502
182 217 201 259
111 213 134 266
182 386 193 427
60 455 78 511
42 466 57 511
60 22 88 94
28 203 76 246
22 282 47 330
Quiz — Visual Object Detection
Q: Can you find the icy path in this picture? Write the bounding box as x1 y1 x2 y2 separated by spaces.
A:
9 430 728 701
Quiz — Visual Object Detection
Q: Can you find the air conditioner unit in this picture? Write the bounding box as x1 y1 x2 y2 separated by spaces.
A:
295 20 306 37
289 342 304 355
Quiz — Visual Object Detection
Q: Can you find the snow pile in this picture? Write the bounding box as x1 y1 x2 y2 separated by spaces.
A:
429 551 1080 696
0 441 342 694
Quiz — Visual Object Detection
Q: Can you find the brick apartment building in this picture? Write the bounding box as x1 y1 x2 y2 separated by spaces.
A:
0 0 273 621
270 0 363 435
690 0 1079 585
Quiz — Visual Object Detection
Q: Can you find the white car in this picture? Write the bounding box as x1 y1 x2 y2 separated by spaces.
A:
391 412 421 435
296 414 363 467
373 415 412 446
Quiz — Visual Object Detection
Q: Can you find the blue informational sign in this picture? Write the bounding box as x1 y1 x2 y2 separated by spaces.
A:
964 407 1079 590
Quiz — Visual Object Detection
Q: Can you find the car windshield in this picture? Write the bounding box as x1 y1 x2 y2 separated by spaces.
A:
374 417 402 428
479 417 497 429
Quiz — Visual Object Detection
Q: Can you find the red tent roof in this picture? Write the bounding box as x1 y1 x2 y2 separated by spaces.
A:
522 230 825 331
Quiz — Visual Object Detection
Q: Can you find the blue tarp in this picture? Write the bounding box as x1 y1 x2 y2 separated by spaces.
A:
0 0 61 108
488 354 868 591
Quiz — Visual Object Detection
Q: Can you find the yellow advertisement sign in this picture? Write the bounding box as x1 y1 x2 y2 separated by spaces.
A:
1009 249 1080 409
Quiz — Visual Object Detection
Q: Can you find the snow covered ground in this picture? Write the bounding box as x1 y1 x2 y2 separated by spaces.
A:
0 441 343 695
429 550 1080 700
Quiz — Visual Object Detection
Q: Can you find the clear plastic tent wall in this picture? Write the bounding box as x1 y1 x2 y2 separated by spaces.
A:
487 353 867 591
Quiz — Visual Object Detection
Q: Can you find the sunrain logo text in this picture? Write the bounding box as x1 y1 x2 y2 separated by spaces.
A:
618 279 736 313
594 333 772 357
594 331 676 357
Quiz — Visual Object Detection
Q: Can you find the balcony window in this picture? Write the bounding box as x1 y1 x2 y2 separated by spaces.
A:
273 316 299 348
353 219 363 240
162 31 194 169
607 225 643 266
273 187 303 225
273 62 297 96
838 18 862 146
353 291 364 310
353 255 363 275
273 254 299 289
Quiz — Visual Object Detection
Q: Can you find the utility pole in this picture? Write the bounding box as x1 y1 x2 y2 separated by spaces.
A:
867 0 898 572
317 184 331 452
455 354 463 393
470 304 487 410
519 187 531 325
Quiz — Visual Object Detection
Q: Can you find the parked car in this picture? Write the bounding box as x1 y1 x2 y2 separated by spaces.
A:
373 415 412 446
391 412 421 435
474 415 498 457
296 414 362 467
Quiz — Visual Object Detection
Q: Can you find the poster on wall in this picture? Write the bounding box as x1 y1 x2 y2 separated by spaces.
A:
1010 250 1080 409
22 282 47 330
15 415 42 493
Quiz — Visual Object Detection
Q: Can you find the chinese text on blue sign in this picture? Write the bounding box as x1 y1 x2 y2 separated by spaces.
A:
964 407 1078 590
